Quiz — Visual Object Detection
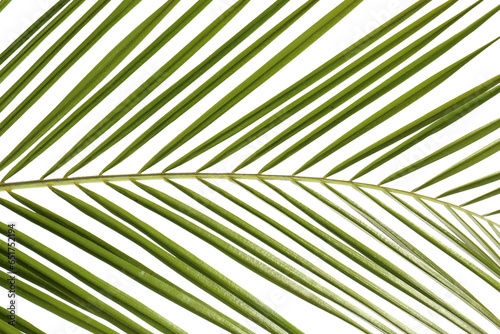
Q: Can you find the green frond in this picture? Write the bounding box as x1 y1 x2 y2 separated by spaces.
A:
1 1 500 333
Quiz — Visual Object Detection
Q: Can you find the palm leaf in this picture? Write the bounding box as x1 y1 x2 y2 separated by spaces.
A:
0 1 499 333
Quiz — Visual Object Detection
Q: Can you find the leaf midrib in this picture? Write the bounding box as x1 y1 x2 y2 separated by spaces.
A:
0 172 496 227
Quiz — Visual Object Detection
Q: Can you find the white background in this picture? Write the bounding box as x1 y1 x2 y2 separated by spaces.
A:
0 0 500 333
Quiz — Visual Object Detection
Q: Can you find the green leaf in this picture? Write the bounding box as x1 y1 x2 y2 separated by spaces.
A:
322 182 500 316
122 180 374 333
170 0 436 172
0 0 71 64
1 2 500 332
196 177 416 333
67 0 327 176
0 0 116 126
1 0 177 180
356 188 500 328
225 177 444 333
237 0 489 174
140 0 365 174
0 0 13 13
445 206 500 266
439 170 500 199
261 178 487 334
50 0 284 178
7 189 245 333
0 194 250 334
377 190 500 287
402 113 500 186
0 235 151 333
53 184 284 334
331 74 500 179
0 322 22 334
415 138 500 192
98 0 364 175
486 209 500 217
0 220 185 334
463 186 500 207
0 0 83 84
315 36 500 177
167 178 399 334
0 307 44 334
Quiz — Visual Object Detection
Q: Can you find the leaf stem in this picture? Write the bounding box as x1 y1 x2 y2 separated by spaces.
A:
0 172 497 228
